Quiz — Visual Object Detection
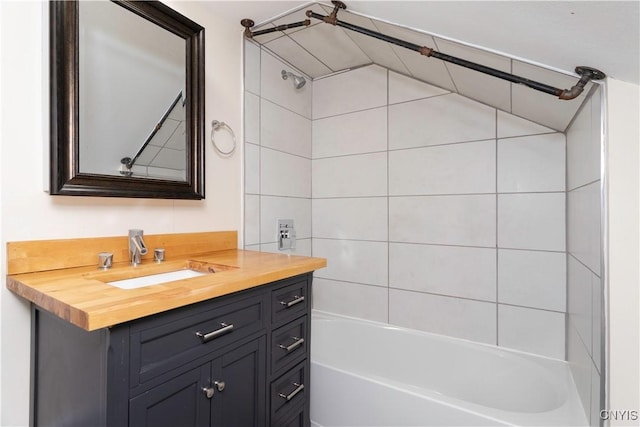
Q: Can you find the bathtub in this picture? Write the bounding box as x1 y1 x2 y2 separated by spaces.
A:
310 311 588 426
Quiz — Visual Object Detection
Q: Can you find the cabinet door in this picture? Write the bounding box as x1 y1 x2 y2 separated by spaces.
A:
129 364 210 427
210 337 267 427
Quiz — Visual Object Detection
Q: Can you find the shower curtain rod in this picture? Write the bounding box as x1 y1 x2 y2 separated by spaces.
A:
241 1 606 101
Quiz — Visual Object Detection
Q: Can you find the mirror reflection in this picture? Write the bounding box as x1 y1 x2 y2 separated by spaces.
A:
50 0 204 199
78 1 187 181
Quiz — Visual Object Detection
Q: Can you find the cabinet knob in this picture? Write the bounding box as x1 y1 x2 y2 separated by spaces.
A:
215 380 225 392
202 387 214 399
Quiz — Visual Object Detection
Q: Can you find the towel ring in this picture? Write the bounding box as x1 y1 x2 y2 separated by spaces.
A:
211 120 236 156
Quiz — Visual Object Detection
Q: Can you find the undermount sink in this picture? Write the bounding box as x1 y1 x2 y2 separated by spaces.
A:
100 260 238 290
107 269 207 289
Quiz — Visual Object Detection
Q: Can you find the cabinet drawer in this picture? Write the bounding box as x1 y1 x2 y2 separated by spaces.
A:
273 401 309 427
271 278 309 326
271 315 307 375
271 360 308 421
130 293 266 384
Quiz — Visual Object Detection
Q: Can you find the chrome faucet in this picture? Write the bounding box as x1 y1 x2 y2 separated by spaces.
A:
128 229 148 266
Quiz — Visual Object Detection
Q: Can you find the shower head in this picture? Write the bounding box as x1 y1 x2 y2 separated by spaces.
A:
281 70 306 89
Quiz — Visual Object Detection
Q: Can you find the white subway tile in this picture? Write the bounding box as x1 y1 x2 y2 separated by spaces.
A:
244 41 260 95
498 305 565 359
260 196 311 243
389 93 496 150
498 133 566 193
261 148 311 198
497 110 554 139
312 278 388 323
289 22 370 71
566 96 592 189
388 70 449 104
373 21 455 92
435 38 511 111
498 249 566 312
150 147 184 169
592 273 602 372
244 143 259 194
568 325 592 419
498 193 565 251
260 238 311 256
264 34 331 79
389 289 496 344
312 153 387 198
511 61 585 132
390 195 496 247
261 99 311 158
244 195 260 246
389 243 496 302
313 238 388 286
568 181 602 275
312 198 387 241
590 88 603 177
339 12 410 76
312 107 387 159
389 140 496 195
244 92 260 145
146 166 184 181
567 93 601 191
590 365 601 426
313 65 387 119
568 256 593 353
260 50 311 118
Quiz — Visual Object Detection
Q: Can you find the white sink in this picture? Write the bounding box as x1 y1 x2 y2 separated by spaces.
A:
107 269 207 290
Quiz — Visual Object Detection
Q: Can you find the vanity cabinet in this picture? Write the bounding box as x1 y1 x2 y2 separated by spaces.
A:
31 273 312 427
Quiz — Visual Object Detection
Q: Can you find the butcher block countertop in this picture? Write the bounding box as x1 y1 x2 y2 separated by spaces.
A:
6 231 326 331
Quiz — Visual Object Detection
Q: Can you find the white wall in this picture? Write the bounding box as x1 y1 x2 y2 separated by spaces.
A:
310 64 568 359
0 1 243 425
606 78 640 426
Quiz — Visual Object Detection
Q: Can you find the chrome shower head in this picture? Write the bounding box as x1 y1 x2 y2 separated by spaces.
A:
281 70 306 89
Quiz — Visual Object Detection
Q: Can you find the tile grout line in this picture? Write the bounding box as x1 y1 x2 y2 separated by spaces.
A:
386 68 391 325
257 48 262 252
495 108 500 347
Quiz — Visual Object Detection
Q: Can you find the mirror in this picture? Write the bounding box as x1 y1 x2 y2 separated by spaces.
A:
50 0 205 199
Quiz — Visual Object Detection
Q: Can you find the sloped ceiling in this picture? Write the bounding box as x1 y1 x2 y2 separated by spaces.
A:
210 1 639 131
211 1 639 85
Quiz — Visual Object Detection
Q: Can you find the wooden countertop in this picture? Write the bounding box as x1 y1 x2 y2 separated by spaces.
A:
6 231 326 331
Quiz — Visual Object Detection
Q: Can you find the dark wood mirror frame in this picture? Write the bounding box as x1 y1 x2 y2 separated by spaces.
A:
50 0 205 199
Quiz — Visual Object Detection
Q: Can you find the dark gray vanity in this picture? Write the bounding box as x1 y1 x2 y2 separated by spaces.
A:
32 273 312 427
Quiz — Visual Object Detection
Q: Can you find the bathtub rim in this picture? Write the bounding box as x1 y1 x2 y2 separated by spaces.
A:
312 309 566 363
310 309 589 426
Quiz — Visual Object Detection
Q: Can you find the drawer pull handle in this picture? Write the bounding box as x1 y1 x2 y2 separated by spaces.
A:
279 337 305 352
279 382 304 401
280 295 304 308
195 323 234 343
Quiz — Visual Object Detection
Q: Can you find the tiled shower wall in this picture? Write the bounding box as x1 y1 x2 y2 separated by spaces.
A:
244 42 312 256
566 86 604 426
310 65 568 358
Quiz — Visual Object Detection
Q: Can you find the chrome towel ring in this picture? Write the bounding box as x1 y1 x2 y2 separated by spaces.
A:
211 120 236 156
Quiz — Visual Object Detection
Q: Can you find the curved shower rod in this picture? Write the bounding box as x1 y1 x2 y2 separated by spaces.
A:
241 0 606 101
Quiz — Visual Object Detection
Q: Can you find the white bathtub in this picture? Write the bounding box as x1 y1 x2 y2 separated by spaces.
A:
310 311 588 427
